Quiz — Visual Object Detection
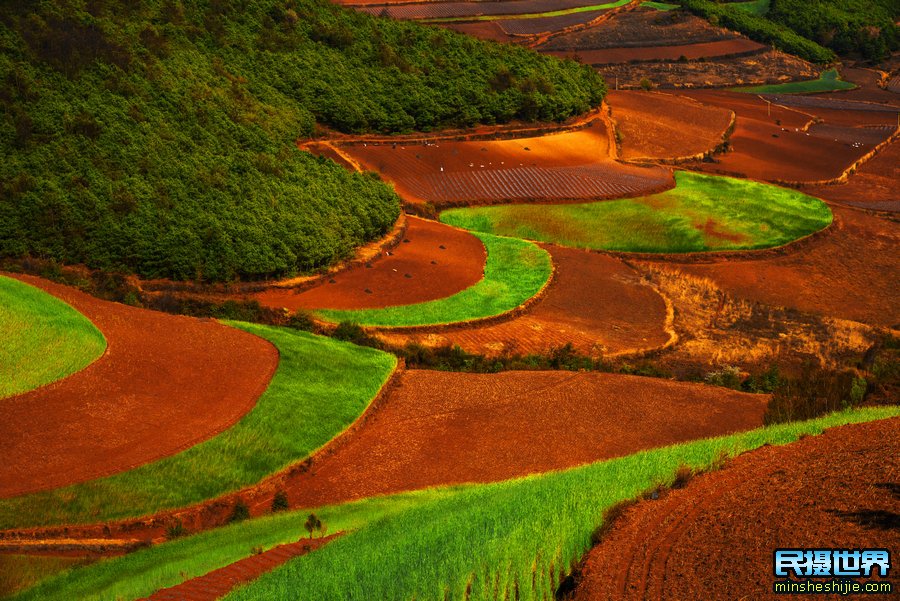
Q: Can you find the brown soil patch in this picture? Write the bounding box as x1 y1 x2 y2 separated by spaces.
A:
145 534 338 601
666 206 900 327
550 39 765 65
338 128 672 206
0 274 278 498
597 50 817 90
608 90 734 160
250 217 487 311
279 370 766 509
806 139 900 212
442 20 516 43
355 0 594 20
574 416 900 601
379 245 672 357
542 6 736 50
681 90 896 183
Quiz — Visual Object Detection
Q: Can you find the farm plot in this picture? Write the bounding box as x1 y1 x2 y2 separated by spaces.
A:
547 38 765 64
805 139 900 212
315 232 551 327
37 409 896 601
607 90 734 160
541 4 738 50
669 205 900 327
355 0 603 20
441 172 833 253
681 90 897 182
0 275 105 399
733 68 856 94
252 217 487 311
574 416 900 600
378 245 671 357
0 324 396 528
340 128 672 206
0 275 278 500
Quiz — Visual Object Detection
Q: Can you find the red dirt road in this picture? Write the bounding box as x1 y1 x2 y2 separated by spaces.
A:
380 246 672 357
144 535 338 601
574 416 900 601
281 370 767 509
251 217 487 311
0 275 278 498
608 90 734 160
668 206 900 327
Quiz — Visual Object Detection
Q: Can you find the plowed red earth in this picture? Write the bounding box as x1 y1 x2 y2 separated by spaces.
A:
356 0 594 20
607 90 733 160
340 129 672 206
680 90 896 183
548 38 764 65
380 246 671 357
806 140 900 212
0 274 278 498
574 417 900 601
664 206 900 327
281 370 766 509
144 535 338 601
251 217 487 311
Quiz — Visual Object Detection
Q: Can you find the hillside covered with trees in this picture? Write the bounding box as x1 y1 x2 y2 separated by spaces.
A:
0 0 605 281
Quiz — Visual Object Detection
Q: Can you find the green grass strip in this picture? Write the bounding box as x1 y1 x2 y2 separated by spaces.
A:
0 324 396 529
0 276 106 399
14 407 898 601
441 172 832 254
316 232 551 327
731 0 770 16
732 68 856 94
642 1 679 10
424 0 630 23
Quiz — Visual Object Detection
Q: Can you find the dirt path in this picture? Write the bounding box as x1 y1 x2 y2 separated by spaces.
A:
379 245 673 357
0 274 278 498
144 535 338 601
573 416 900 601
251 217 487 311
668 206 900 327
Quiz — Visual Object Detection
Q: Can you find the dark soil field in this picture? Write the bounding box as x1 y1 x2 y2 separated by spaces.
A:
547 38 765 65
607 90 734 160
354 0 596 20
0 275 278 498
339 128 673 206
252 217 487 311
574 417 900 601
379 245 672 356
668 206 900 327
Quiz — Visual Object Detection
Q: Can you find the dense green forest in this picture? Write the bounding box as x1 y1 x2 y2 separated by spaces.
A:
678 0 898 62
768 0 899 61
0 0 605 281
675 0 835 63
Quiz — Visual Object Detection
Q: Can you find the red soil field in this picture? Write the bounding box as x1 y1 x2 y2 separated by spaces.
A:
680 90 896 183
380 246 672 356
574 416 900 601
145 535 338 601
806 139 900 212
497 9 613 36
607 90 734 160
666 206 900 327
279 369 767 509
541 6 735 51
548 38 765 65
340 128 672 206
442 20 515 43
355 0 596 20
0 274 278 498
251 217 487 311
818 66 900 106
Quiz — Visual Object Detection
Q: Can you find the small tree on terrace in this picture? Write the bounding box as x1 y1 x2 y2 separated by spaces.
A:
304 513 322 540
